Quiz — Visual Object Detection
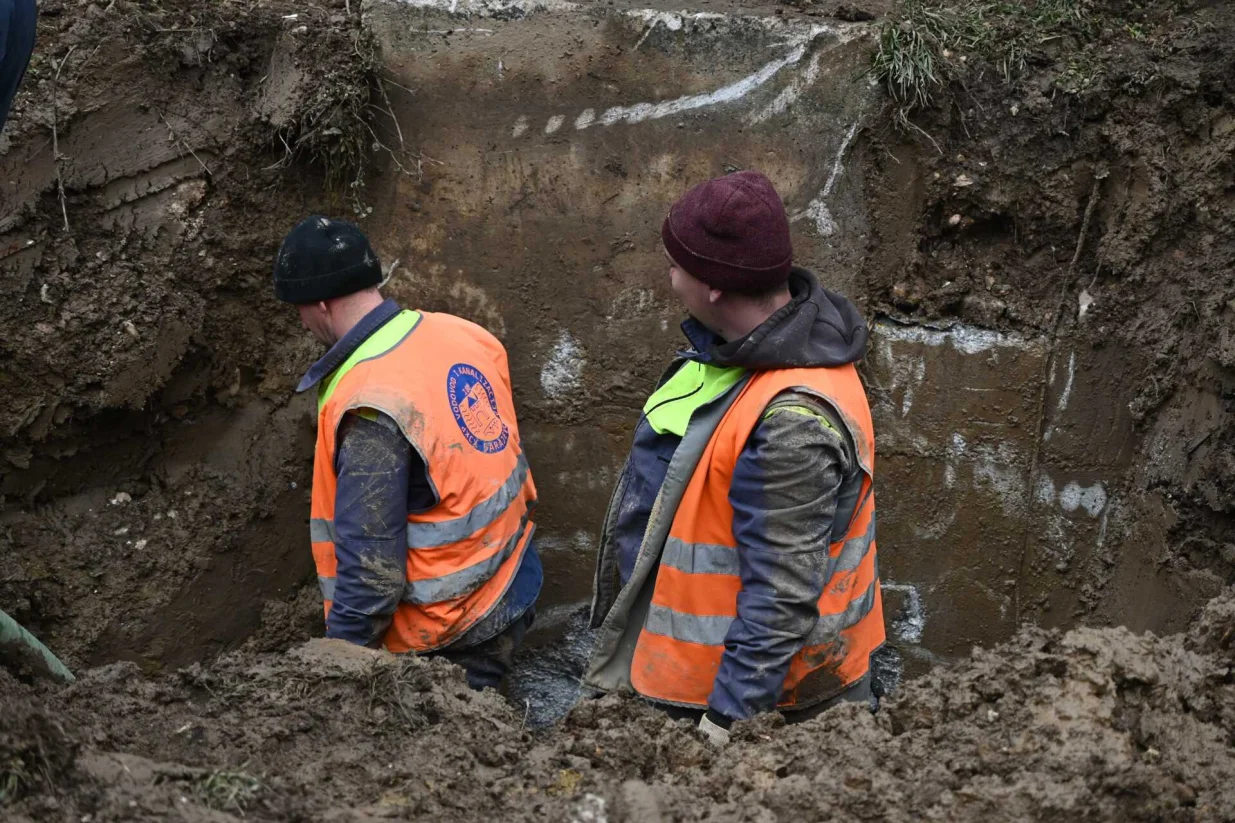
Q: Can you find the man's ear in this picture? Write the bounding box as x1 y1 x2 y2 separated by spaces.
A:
708 289 724 304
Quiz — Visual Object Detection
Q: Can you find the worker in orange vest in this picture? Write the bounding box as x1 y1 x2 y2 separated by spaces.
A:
585 171 885 744
274 216 541 690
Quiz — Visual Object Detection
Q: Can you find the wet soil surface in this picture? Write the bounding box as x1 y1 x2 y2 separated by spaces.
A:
0 0 368 670
3 588 1234 821
505 605 903 728
506 604 598 728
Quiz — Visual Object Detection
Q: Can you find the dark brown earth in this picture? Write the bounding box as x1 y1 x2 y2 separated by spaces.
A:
0 0 370 670
859 0 1235 643
3 588 1234 821
2 0 1235 818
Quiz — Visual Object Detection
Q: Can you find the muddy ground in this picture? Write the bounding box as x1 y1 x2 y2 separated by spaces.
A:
3 589 1234 821
2 0 1235 818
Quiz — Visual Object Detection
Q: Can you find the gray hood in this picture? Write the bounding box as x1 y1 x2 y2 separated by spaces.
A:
691 268 868 370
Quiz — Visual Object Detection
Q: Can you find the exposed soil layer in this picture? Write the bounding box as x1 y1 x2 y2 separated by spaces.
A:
858 0 1235 655
0 0 374 669
0 0 881 671
0 0 1235 815
0 0 1232 677
3 588 1234 821
1 0 1235 818
0 0 1230 676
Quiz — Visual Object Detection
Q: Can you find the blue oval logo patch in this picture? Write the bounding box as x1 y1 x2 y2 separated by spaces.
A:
447 363 510 454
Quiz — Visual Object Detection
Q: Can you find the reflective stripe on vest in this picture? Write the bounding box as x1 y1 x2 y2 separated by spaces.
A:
644 572 881 648
627 362 886 709
314 503 533 605
660 510 876 580
309 310 536 653
310 451 530 551
406 452 530 549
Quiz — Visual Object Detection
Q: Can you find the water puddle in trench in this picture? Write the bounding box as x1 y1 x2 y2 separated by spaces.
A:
506 603 598 727
506 602 910 727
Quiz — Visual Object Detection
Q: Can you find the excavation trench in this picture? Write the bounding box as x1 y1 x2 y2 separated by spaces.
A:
5 0 1235 819
1 0 1233 740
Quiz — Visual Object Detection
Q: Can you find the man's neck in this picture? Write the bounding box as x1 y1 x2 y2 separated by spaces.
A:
717 289 792 342
330 292 386 342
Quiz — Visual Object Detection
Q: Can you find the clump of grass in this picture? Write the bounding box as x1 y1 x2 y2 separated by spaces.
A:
872 19 941 116
198 768 263 813
0 758 30 806
1058 52 1103 94
366 654 438 732
873 0 1100 125
266 23 429 217
115 1 396 212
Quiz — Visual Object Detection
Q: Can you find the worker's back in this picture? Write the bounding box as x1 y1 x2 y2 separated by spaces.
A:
311 309 538 653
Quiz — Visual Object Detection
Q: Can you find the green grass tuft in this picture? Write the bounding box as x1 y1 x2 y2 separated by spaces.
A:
0 758 30 806
873 0 1100 124
198 769 263 813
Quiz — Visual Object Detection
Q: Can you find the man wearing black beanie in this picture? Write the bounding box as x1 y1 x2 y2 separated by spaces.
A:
275 216 542 690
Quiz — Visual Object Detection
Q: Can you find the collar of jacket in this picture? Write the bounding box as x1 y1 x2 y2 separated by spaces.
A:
678 268 868 371
674 274 811 366
676 317 724 364
295 298 403 394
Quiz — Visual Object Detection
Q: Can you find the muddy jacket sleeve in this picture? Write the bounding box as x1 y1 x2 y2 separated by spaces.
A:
707 392 854 722
327 411 411 648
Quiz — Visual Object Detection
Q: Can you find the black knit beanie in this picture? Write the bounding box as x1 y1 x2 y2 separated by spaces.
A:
273 215 383 304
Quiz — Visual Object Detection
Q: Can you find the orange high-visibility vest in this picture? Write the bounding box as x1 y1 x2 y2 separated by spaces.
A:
629 363 884 708
309 310 537 652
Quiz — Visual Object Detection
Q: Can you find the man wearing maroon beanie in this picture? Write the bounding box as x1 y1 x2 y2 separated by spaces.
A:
586 171 886 744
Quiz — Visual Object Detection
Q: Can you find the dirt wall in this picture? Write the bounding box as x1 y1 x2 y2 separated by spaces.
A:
0 0 1233 682
857 0 1235 668
361 0 880 612
0 0 888 669
0 0 360 667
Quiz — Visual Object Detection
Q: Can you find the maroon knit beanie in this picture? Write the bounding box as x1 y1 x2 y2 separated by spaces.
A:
661 170 793 292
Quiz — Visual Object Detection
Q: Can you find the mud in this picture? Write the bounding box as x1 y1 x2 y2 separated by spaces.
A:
507 603 597 727
3 588 1234 821
0 0 366 669
860 0 1235 663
